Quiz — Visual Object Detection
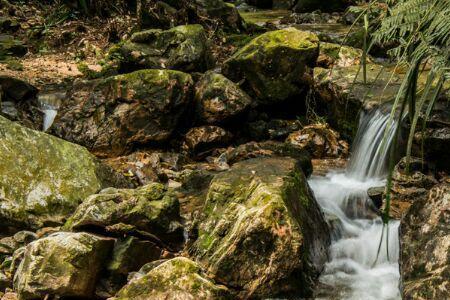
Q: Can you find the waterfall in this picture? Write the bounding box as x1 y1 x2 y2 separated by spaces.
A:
310 107 401 300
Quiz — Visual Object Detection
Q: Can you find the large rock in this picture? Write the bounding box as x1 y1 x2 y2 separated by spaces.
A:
189 0 246 32
313 64 403 139
64 183 184 248
14 232 114 299
0 116 128 230
114 25 213 73
0 35 27 58
223 28 319 105
189 157 330 298
182 126 232 157
399 183 450 299
113 257 232 299
286 123 349 158
53 69 193 157
194 72 252 124
294 0 355 12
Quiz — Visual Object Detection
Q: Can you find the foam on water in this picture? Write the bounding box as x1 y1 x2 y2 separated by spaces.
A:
310 108 401 300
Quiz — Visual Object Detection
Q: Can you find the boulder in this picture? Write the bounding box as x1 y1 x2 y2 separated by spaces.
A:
223 28 319 105
399 183 450 299
14 232 114 300
189 157 330 298
182 126 232 157
0 35 26 58
114 25 213 73
113 257 232 299
189 0 246 32
0 116 129 230
64 183 184 248
293 0 355 12
223 140 313 176
194 72 252 124
286 123 349 158
53 69 193 157
389 157 438 219
313 64 403 139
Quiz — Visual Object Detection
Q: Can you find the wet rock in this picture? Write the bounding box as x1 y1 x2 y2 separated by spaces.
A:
189 157 330 298
53 69 193 157
114 24 213 73
367 186 384 209
194 71 252 125
400 183 450 299
113 257 232 300
13 232 114 300
389 157 438 219
183 126 232 157
64 183 184 248
286 123 349 158
224 140 313 176
223 28 319 105
293 0 355 13
0 116 129 230
0 35 26 58
0 76 37 103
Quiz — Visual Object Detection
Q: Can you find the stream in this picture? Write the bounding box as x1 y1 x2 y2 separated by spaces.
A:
309 108 401 300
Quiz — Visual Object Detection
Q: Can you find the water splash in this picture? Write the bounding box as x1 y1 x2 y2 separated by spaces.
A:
310 107 401 300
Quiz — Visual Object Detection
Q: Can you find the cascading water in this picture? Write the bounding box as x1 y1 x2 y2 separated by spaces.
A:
310 108 401 300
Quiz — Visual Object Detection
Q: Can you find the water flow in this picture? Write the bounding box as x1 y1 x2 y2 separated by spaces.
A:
310 108 401 300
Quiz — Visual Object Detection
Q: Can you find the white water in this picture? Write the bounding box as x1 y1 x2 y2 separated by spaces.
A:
310 109 401 300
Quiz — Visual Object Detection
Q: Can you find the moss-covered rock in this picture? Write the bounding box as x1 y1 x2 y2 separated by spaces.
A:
0 116 128 230
0 35 26 59
113 257 232 300
52 69 193 157
115 25 213 73
223 28 319 105
400 183 450 300
313 64 403 140
13 232 114 299
64 183 184 248
190 0 246 32
189 157 330 298
194 72 252 125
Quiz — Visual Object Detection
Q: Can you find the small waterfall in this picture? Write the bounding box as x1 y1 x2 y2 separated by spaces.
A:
310 107 401 300
346 109 398 180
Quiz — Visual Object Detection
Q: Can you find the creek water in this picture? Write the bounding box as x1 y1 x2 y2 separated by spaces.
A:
310 108 401 300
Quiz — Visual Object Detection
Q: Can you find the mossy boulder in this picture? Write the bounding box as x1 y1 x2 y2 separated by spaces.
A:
0 35 26 59
113 257 232 300
400 183 450 299
194 72 253 125
64 183 184 248
223 28 319 105
53 69 193 157
0 116 128 230
189 157 330 298
115 25 213 73
190 0 246 32
313 64 403 139
13 232 114 299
